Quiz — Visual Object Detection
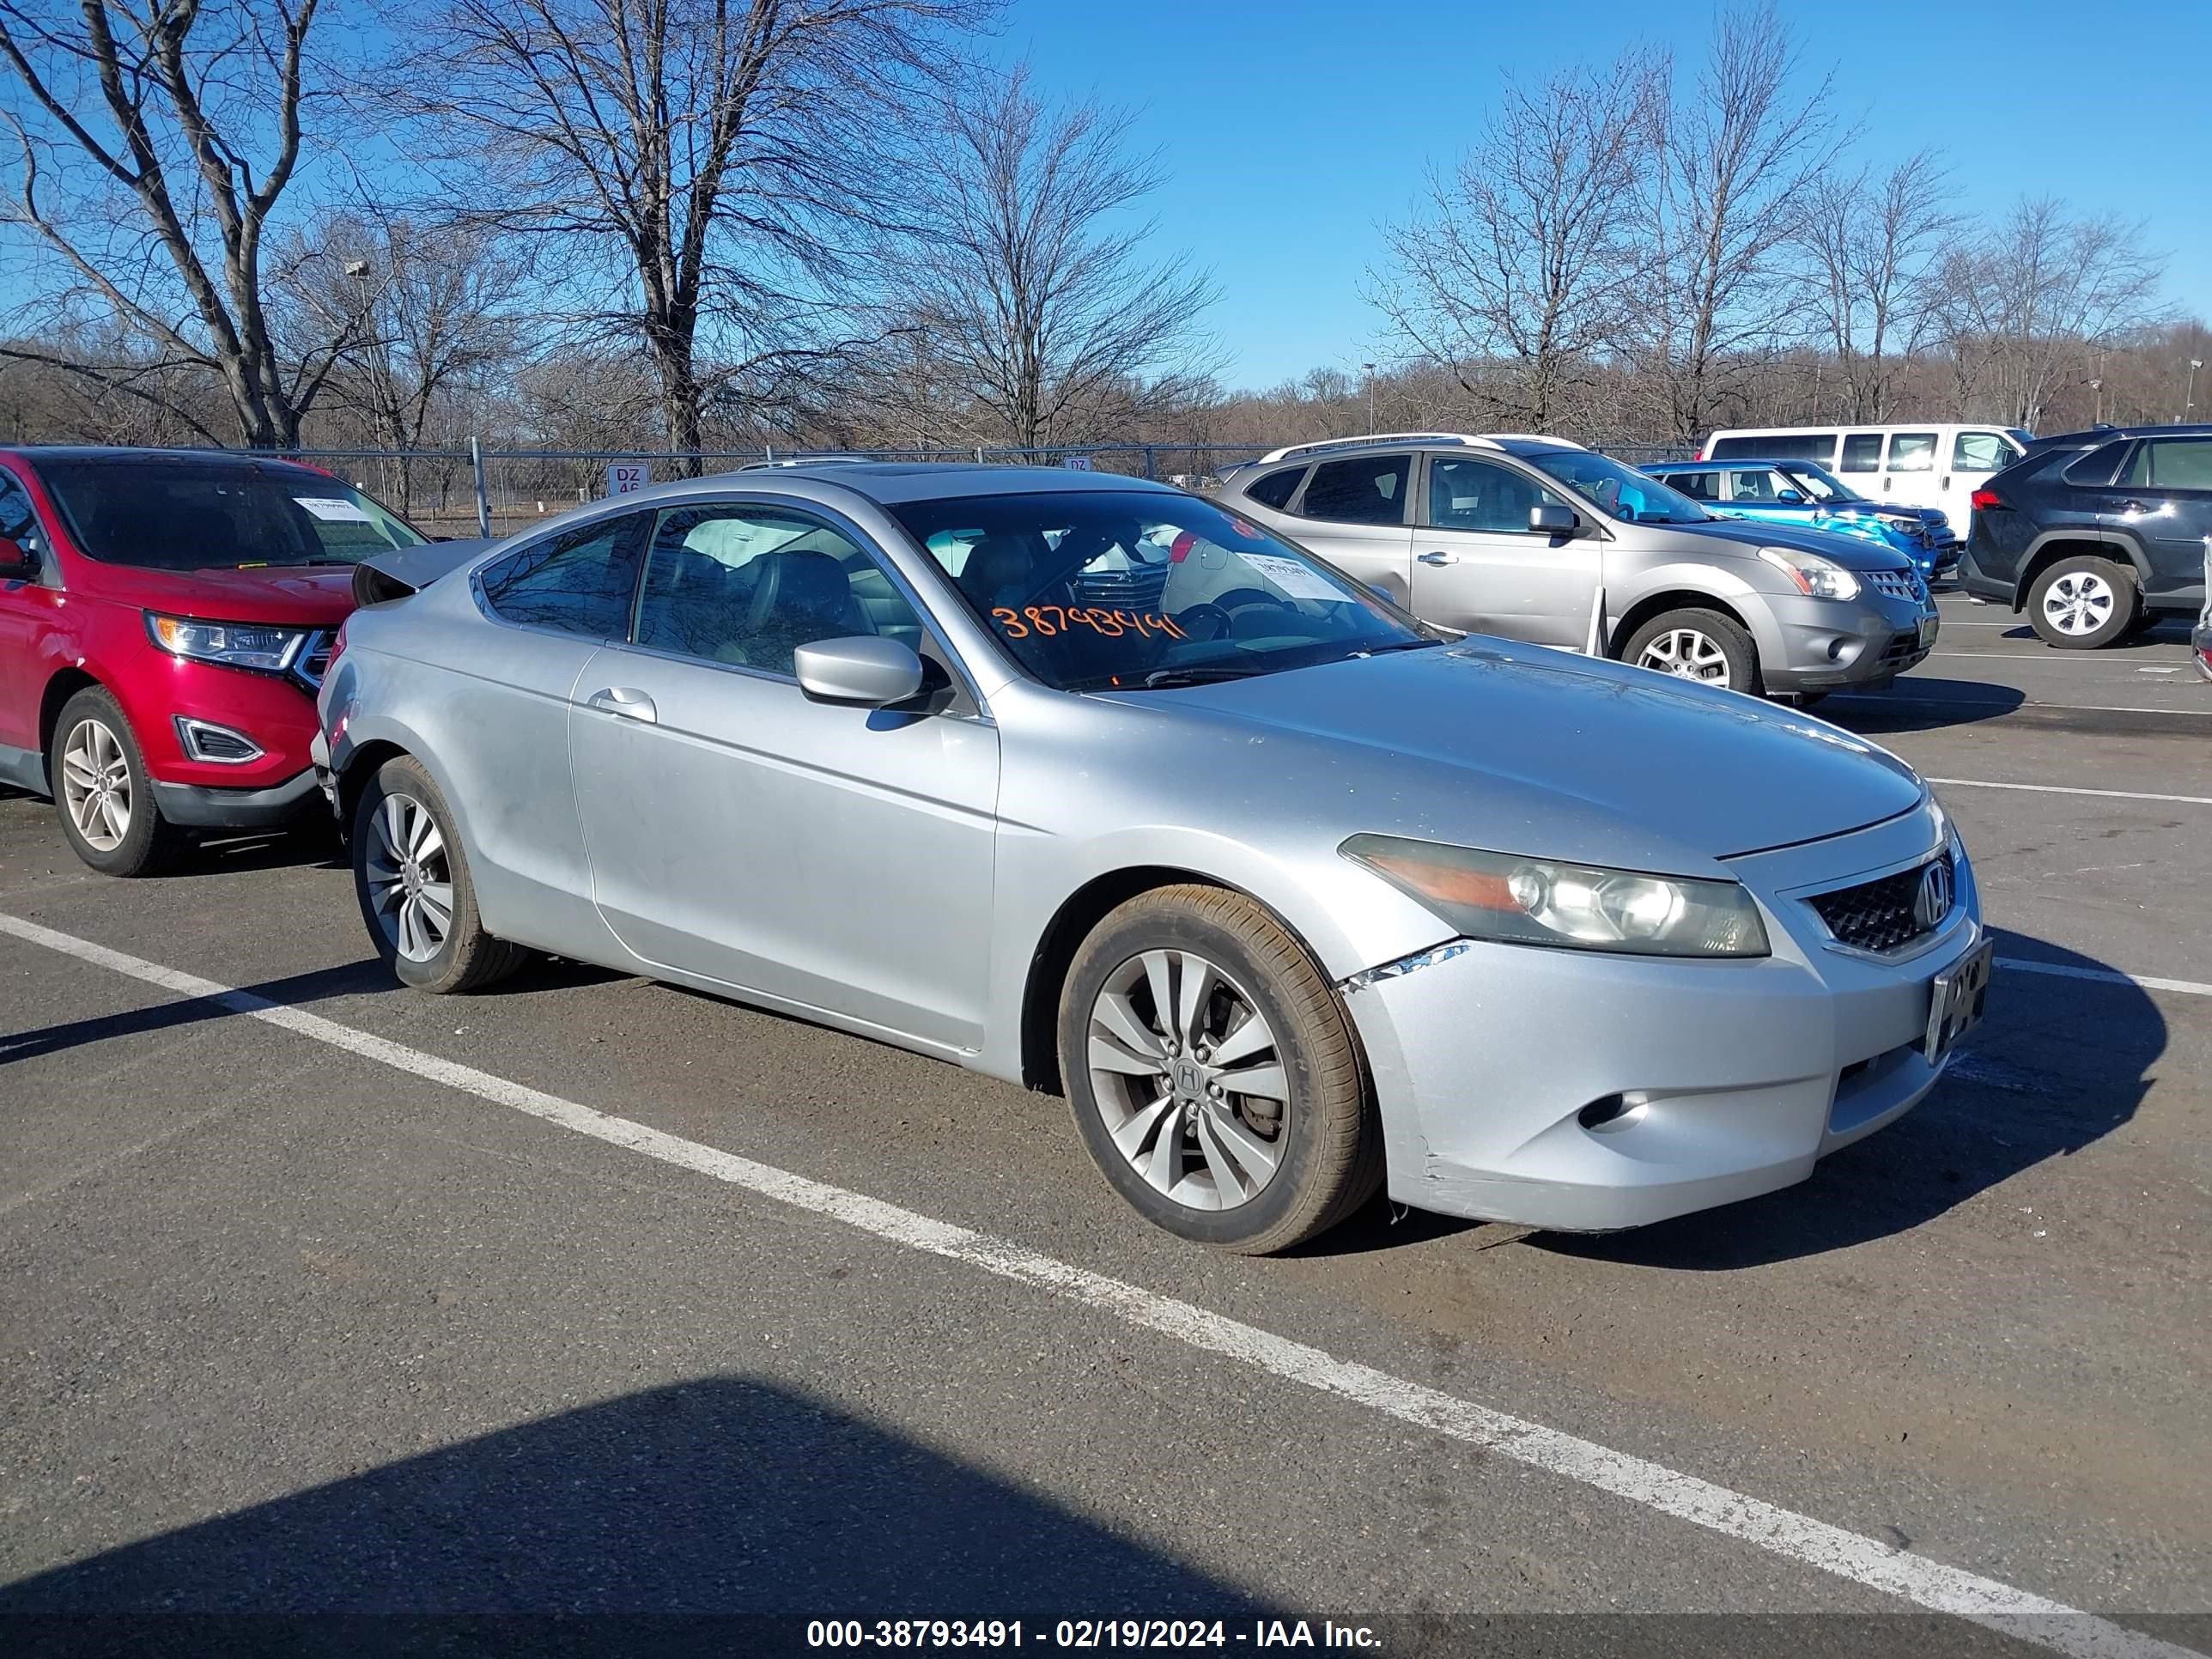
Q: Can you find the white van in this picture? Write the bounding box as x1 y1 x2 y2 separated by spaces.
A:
1699 423 2031 539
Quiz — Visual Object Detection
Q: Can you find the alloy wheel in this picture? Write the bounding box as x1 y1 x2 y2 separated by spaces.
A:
59 718 131 852
1085 949 1291 1211
2042 571 2116 637
363 792 455 963
1637 627 1732 685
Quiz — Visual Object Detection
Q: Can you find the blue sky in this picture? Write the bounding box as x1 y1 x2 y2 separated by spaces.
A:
998 0 2212 391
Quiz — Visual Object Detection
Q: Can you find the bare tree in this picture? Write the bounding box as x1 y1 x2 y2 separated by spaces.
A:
1368 49 1661 432
1632 2 1844 443
1936 198 2166 427
394 0 987 458
287 211 527 499
1796 149 1956 422
880 65 1220 451
0 0 362 447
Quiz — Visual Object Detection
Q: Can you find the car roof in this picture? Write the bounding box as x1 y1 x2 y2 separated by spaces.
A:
617 461 1176 510
2026 422 2212 447
1646 458 1820 471
0 445 329 470
1255 433 1586 465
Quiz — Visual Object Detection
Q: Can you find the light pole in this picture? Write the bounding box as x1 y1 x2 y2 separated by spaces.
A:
1362 362 1376 436
2186 359 2204 423
2089 378 2102 425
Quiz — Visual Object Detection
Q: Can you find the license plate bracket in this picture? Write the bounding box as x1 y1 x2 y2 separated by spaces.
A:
1925 939 1993 1065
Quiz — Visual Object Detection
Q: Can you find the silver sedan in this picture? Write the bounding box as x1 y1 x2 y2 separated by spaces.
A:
318 465 1990 1252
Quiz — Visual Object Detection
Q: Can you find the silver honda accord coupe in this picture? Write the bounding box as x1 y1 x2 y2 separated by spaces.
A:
317 465 1990 1253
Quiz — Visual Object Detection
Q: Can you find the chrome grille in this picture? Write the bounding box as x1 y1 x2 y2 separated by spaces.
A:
1866 568 1927 605
1073 567 1170 610
292 629 334 690
1808 853 1952 953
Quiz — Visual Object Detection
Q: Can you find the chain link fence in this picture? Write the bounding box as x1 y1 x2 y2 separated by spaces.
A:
285 438 1693 540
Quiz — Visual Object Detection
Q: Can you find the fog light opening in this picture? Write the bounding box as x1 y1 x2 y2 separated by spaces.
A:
1577 1093 1645 1133
174 716 264 764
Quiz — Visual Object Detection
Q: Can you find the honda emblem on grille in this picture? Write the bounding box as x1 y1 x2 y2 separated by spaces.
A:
1913 860 1954 931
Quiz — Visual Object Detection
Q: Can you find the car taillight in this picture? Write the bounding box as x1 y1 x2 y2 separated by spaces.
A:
1169 531 1198 562
1970 488 2003 513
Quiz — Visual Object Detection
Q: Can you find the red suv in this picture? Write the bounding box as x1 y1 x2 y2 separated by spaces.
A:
0 447 428 875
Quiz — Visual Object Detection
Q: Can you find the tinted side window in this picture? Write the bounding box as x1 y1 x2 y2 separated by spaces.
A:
1838 434 1883 473
1952 431 2016 473
1665 471 1720 501
2126 439 2212 490
1887 432 1937 472
1712 433 1836 464
1729 469 1796 503
1299 455 1409 526
2062 441 2132 486
1426 457 1569 532
0 470 37 545
632 503 920 676
1245 465 1307 510
478 513 647 636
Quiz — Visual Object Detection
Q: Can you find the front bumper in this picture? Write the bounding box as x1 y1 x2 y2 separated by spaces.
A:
1342 805 1982 1231
148 766 326 829
1753 588 1936 691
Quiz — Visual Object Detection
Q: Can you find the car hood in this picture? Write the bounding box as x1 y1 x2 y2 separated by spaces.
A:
1673 516 1913 570
1115 642 1924 869
111 563 358 626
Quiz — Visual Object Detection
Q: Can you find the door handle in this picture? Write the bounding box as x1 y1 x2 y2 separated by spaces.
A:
2116 501 2149 514
1940 475 1951 489
587 687 657 724
1417 550 1458 566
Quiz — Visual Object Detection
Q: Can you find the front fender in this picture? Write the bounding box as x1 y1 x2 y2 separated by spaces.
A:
1606 563 1778 661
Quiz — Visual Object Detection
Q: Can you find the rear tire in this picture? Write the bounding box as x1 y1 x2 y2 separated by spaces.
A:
50 688 186 878
351 755 527 994
1622 609 1763 696
2027 556 2136 649
1058 884 1382 1255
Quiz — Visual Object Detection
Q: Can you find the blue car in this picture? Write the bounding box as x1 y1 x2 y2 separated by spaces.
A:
1642 459 1961 581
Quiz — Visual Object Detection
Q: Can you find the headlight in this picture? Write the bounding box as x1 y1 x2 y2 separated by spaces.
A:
1759 546 1860 600
1342 834 1770 958
145 612 307 672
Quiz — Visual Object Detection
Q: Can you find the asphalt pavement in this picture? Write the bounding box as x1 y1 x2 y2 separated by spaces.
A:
1 589 2206 1655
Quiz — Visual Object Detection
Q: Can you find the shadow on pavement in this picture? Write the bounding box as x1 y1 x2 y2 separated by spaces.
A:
1534 930 2162 1270
0 1376 1274 1632
1820 677 2025 734
0 962 398 1066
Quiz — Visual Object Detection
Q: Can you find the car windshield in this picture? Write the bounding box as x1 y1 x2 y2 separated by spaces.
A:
38 459 425 570
1775 463 1860 504
890 490 1432 692
1526 450 1711 525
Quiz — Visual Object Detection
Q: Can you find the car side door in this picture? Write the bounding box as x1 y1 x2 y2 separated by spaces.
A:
1279 453 1414 604
0 464 58 779
1409 454 1600 649
452 510 653 919
1880 429 1942 515
2109 437 2212 606
568 497 1000 1054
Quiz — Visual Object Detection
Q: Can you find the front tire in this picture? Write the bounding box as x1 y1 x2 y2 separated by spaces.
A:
2028 556 2136 649
51 688 186 878
1058 884 1382 1254
1622 608 1763 696
351 755 526 993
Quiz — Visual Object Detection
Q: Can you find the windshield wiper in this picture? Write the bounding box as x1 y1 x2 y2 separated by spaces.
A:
1139 665 1267 689
1343 638 1443 659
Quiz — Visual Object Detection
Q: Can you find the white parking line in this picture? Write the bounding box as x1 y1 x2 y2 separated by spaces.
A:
1831 692 2212 717
1997 957 2212 999
1929 777 2212 807
0 910 2197 1659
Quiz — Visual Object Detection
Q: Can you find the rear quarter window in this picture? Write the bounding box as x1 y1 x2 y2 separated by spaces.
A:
1244 465 1307 510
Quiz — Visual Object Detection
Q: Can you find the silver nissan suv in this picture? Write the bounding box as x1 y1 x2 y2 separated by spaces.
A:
1216 434 1937 700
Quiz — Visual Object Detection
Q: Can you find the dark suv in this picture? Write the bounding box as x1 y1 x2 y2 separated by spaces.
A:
1960 424 2212 648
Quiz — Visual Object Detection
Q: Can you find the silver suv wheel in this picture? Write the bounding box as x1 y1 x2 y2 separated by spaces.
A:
1637 627 1732 685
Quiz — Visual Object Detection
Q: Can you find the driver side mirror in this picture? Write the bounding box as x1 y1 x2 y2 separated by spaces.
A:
1776 489 1806 505
0 536 36 580
1528 504 1578 537
793 635 925 707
